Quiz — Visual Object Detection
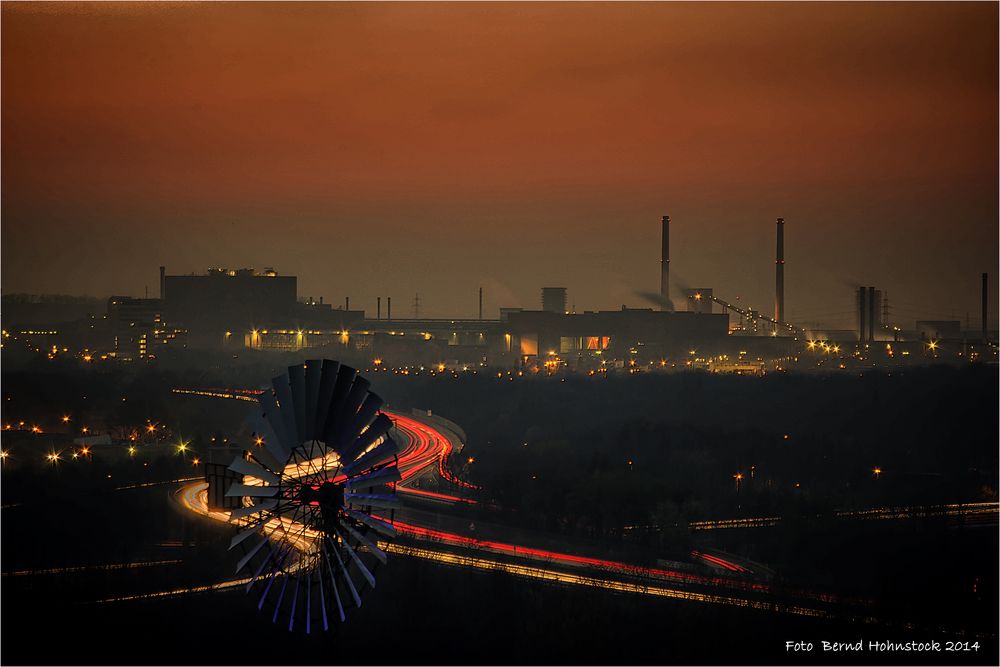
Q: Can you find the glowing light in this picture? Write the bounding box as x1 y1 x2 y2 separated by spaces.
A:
873 467 882 479
61 415 71 423
128 446 136 456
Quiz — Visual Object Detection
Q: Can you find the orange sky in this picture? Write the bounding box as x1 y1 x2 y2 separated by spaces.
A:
3 2 997 327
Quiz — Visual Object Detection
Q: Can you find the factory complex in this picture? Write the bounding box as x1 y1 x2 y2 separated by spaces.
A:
3 217 995 372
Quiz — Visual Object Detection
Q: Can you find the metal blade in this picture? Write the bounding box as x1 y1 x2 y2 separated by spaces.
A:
304 359 323 441
257 546 292 609
229 499 277 520
229 524 263 550
271 373 299 448
256 389 291 461
326 536 362 608
344 492 401 510
316 553 330 630
345 465 401 488
322 365 357 443
272 574 289 624
342 435 398 476
322 543 346 622
228 457 280 485
341 521 388 565
245 542 277 593
288 364 307 444
288 572 300 632
340 413 393 463
305 569 312 635
332 528 377 589
344 394 384 450
313 360 341 441
333 377 371 448
345 509 398 539
235 535 269 574
226 483 279 498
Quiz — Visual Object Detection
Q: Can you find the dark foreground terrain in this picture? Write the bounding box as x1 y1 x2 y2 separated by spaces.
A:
2 363 997 664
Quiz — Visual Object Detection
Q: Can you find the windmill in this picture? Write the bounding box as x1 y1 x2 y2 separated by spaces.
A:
224 360 400 632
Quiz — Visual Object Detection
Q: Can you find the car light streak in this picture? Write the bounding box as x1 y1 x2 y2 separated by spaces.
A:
94 576 254 603
2 560 183 577
115 476 203 491
383 543 828 619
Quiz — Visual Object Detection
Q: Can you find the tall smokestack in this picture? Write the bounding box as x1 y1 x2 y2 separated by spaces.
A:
479 287 483 320
377 297 381 320
983 273 989 344
660 215 670 310
159 266 166 300
857 287 867 343
775 218 784 325
867 286 876 342
345 296 349 312
387 297 391 320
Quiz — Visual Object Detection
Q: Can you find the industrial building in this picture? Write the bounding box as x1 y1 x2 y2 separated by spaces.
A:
156 266 364 346
503 308 730 367
161 266 296 332
106 296 186 360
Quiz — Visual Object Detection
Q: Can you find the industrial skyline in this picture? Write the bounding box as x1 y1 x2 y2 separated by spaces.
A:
2 2 997 328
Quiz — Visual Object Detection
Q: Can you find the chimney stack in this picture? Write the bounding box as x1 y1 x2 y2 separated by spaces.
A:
345 296 349 312
868 286 876 342
857 287 868 343
983 273 989 344
387 297 392 320
660 215 670 310
377 296 381 320
159 266 166 300
479 287 483 320
775 218 784 325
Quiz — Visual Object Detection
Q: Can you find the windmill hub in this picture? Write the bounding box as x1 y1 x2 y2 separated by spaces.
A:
297 480 344 508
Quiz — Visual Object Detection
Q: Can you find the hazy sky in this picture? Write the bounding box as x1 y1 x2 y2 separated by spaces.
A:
3 2 997 328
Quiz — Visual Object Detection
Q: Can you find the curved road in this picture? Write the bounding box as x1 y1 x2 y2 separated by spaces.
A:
171 389 888 624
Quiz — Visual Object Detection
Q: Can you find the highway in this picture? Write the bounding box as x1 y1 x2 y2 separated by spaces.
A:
170 392 886 623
